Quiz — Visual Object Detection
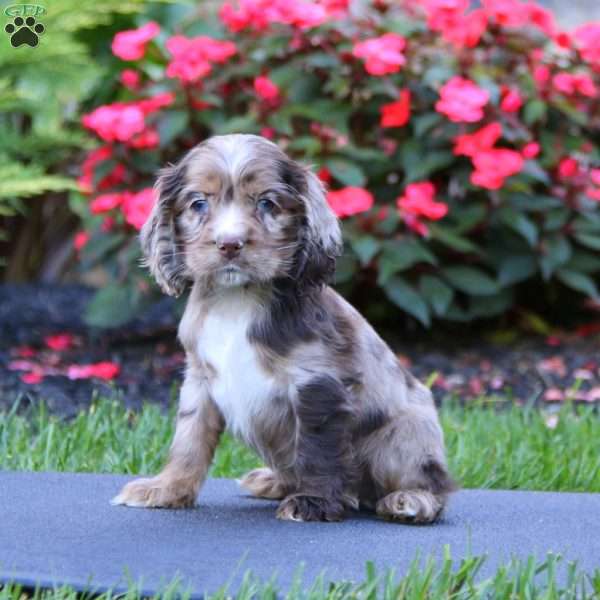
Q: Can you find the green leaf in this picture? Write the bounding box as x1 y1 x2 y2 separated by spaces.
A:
79 233 126 270
419 275 454 316
351 236 380 266
556 269 600 299
543 208 570 231
523 100 547 125
500 209 538 247
498 255 537 285
429 224 482 254
574 232 600 251
540 236 572 280
157 111 189 147
383 277 431 326
442 266 500 296
325 159 366 187
376 239 437 285
214 115 259 135
334 253 358 285
92 159 117 187
412 113 443 138
565 250 600 273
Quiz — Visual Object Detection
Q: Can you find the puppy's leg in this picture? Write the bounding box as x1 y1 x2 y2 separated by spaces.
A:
112 376 224 508
239 467 286 500
277 375 356 522
364 402 455 524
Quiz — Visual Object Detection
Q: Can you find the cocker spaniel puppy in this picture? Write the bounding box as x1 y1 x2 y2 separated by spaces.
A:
112 134 455 523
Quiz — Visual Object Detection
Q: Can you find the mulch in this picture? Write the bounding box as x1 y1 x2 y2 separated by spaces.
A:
1 284 599 417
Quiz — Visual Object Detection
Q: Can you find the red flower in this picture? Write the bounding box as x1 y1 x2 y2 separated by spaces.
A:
521 142 540 159
327 187 374 218
137 92 176 115
254 76 280 101
397 182 448 220
533 65 551 86
111 22 160 61
380 89 411 127
481 0 529 28
73 231 90 251
317 167 332 184
77 146 126 194
121 188 156 230
470 149 524 189
424 1 487 49
574 23 600 69
260 127 276 139
67 362 120 381
453 122 502 157
397 182 448 237
128 128 160 149
120 69 141 90
166 35 236 83
82 103 146 143
558 157 579 178
45 333 75 351
552 72 597 98
22 372 44 385
435 76 489 123
500 87 523 112
90 193 126 215
352 33 406 76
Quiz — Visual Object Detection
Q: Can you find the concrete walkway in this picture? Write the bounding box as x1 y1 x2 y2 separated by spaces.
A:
1 472 598 597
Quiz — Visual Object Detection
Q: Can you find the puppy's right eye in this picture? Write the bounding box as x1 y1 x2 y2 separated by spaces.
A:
189 194 209 214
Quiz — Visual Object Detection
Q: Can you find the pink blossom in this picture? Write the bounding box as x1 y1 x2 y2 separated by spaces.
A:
260 127 276 139
435 76 489 123
218 0 334 32
533 64 551 86
553 72 597 97
82 103 146 143
352 33 406 76
397 182 448 220
78 146 126 194
121 188 156 230
22 372 44 384
558 157 579 178
111 22 160 61
67 362 120 381
424 1 487 49
254 76 280 101
166 36 237 83
591 169 600 186
90 193 126 215
137 92 176 115
521 142 541 159
500 87 523 112
128 128 160 149
380 89 411 127
45 333 75 351
470 149 524 189
327 187 374 218
73 231 90 251
574 23 600 69
526 3 556 37
453 122 502 157
120 69 141 90
481 0 529 28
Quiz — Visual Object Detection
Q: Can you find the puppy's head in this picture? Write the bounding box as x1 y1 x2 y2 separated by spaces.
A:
141 134 342 296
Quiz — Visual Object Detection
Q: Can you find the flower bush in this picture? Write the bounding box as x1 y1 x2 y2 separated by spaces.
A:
72 0 600 327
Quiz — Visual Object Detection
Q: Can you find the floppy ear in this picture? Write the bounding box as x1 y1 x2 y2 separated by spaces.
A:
140 163 190 297
292 166 343 289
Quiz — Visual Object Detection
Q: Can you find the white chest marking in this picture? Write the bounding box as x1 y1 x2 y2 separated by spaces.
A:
197 294 277 442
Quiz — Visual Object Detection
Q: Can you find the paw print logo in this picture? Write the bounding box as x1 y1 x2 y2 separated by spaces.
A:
5 15 45 47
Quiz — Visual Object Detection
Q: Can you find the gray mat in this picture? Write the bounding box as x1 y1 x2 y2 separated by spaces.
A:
1 472 599 596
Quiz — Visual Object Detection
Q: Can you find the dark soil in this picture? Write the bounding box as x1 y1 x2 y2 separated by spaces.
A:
1 284 599 417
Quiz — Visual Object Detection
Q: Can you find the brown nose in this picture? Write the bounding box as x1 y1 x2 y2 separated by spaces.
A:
216 236 245 259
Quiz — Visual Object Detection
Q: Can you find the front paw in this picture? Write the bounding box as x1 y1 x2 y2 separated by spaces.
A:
276 494 345 522
111 476 197 509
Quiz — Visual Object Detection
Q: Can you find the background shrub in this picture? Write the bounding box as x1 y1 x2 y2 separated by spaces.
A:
72 0 600 327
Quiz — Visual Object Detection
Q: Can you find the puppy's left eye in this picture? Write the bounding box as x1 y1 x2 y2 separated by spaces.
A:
189 193 209 214
257 197 276 213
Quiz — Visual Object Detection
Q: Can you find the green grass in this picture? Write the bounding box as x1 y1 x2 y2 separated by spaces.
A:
2 397 600 599
1 551 599 599
1 397 599 492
